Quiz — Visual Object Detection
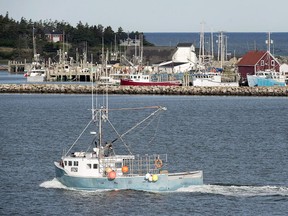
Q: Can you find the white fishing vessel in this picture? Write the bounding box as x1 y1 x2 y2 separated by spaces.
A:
191 28 238 87
25 27 46 82
191 72 239 87
26 59 46 82
98 73 130 86
54 75 203 191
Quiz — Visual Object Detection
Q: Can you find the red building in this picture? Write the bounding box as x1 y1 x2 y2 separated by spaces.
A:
237 50 280 80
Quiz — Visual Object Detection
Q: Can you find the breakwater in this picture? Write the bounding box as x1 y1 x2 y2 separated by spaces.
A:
0 84 288 96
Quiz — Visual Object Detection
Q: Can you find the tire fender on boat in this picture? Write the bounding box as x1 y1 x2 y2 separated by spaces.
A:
154 159 163 168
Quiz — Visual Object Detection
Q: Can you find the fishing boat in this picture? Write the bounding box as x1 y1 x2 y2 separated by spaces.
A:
191 71 239 87
25 27 46 82
54 81 203 192
120 74 182 86
247 70 286 87
98 73 130 86
191 28 239 87
25 62 46 82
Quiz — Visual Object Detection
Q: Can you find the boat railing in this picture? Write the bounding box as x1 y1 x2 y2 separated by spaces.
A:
124 154 168 176
100 154 168 176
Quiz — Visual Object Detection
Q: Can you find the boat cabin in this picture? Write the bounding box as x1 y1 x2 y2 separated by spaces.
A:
129 74 150 82
60 149 167 178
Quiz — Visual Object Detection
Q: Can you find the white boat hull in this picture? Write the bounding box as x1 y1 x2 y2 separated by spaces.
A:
192 73 239 87
27 75 46 82
192 79 239 87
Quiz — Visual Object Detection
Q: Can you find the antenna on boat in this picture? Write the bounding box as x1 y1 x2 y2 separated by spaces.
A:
266 32 273 54
105 48 109 117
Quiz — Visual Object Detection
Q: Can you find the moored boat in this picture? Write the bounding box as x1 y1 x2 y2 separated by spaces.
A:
25 27 46 82
191 72 239 87
26 67 46 82
120 74 182 86
247 70 286 87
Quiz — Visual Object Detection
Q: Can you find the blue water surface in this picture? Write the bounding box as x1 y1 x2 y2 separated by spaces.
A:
144 32 288 56
1 93 288 216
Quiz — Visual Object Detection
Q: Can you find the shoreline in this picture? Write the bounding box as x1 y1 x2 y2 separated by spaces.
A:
0 84 287 96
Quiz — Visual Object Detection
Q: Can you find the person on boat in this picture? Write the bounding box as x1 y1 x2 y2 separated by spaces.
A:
104 142 113 157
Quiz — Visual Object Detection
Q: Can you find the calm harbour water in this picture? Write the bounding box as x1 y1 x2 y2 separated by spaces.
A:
1 91 288 215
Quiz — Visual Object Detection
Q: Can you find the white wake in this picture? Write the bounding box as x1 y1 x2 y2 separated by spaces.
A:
40 179 288 196
177 184 288 197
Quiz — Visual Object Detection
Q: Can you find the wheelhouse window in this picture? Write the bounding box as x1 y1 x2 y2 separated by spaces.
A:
74 161 78 166
64 161 67 166
93 164 98 169
86 164 91 169
68 161 72 166
71 167 78 172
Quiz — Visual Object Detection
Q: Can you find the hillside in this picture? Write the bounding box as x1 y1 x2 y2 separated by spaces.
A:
0 13 154 63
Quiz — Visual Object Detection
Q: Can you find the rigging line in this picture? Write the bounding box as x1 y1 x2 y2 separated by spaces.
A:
64 118 94 156
147 112 162 145
85 136 97 153
120 106 166 139
128 112 162 151
120 111 160 152
132 109 162 144
106 118 132 155
108 106 161 111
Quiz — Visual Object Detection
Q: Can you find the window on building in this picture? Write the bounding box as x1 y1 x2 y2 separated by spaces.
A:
261 60 264 66
271 60 275 66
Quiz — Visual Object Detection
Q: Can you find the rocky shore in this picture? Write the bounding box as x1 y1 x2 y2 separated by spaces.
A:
0 84 288 96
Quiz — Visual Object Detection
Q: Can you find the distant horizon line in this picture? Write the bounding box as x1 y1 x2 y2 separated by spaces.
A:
143 31 288 34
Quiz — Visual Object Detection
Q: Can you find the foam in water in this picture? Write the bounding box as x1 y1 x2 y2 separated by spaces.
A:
39 178 67 189
177 184 288 197
40 179 288 196
39 178 115 193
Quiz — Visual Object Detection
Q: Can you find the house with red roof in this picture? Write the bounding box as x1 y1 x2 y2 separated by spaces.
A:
237 50 280 81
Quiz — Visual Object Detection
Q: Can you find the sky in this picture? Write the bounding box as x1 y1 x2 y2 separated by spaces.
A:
1 0 287 33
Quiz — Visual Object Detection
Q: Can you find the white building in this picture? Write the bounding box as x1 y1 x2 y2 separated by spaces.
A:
158 43 198 73
280 63 288 83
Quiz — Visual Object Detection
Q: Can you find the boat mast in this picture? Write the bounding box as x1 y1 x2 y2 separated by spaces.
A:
199 21 205 69
32 27 36 59
266 32 273 70
266 32 272 53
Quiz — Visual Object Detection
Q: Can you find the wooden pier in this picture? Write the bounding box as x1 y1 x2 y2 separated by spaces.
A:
8 60 27 73
46 69 96 82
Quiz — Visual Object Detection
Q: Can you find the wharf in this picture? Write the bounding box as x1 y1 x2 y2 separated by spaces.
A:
0 84 287 96
8 61 26 73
